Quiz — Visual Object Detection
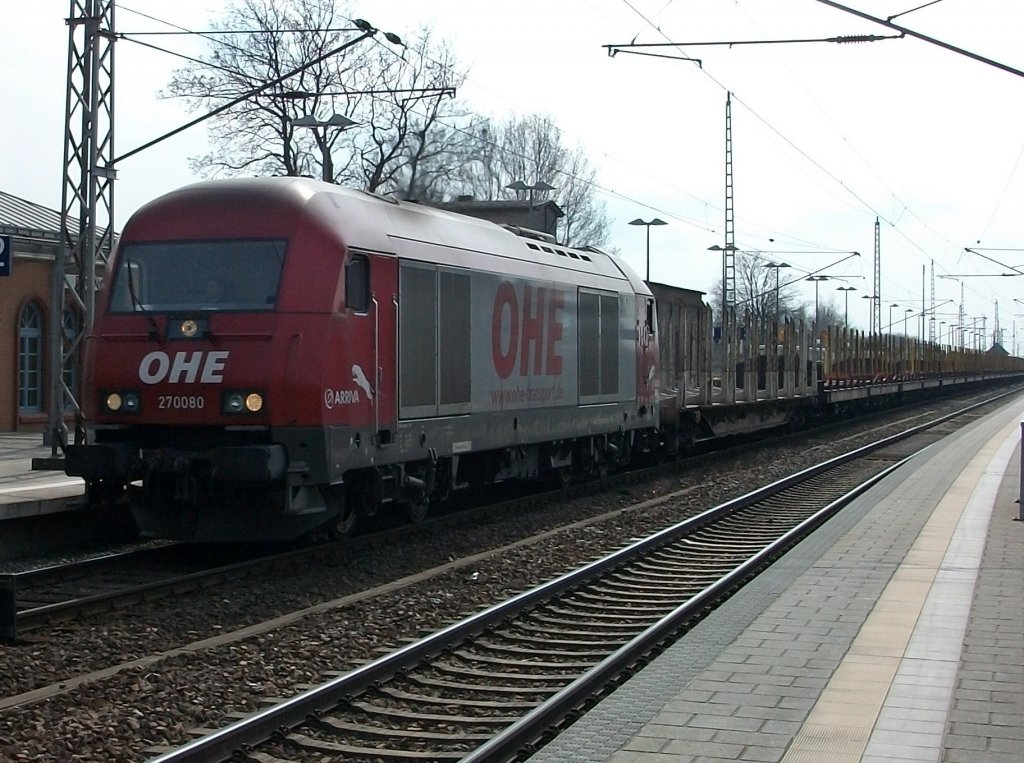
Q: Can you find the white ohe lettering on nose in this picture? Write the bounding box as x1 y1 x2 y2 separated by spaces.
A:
139 351 229 384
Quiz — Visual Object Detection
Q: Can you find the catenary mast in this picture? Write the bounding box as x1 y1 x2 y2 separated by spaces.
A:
49 0 116 454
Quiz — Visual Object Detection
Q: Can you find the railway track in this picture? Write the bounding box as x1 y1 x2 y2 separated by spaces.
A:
143 405 977 763
0 543 275 641
0 389 1004 646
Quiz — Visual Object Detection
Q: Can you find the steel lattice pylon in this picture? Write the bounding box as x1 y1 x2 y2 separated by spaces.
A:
872 217 880 336
929 259 935 343
958 281 965 350
50 0 116 453
722 92 735 314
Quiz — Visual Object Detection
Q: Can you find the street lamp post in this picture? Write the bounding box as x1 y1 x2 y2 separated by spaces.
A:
903 308 913 372
1014 315 1024 356
707 242 739 312
889 303 899 333
939 275 967 350
293 113 358 182
629 218 668 282
945 321 961 347
860 293 880 335
762 261 791 323
508 180 556 233
806 275 829 327
836 286 856 327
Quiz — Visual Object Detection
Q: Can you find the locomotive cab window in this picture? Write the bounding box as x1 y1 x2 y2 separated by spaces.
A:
108 239 286 313
345 253 370 313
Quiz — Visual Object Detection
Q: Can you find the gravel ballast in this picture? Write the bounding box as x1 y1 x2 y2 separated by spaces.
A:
0 392 1017 761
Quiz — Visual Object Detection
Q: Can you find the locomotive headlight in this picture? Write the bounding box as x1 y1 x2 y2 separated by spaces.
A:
223 392 245 413
105 391 140 414
222 390 264 414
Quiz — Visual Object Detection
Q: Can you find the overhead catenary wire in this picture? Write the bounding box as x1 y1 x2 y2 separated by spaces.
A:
118 2 878 263
117 2 1016 320
612 0 1022 318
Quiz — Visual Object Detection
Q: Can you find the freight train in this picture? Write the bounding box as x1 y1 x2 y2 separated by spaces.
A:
65 177 1024 541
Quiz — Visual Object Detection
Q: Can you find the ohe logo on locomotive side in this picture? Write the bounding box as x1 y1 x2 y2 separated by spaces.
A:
491 282 565 380
138 350 229 384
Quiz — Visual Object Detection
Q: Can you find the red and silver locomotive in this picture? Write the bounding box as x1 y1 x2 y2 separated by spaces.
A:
67 178 659 541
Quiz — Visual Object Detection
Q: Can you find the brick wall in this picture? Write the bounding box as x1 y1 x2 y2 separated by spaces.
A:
0 252 55 432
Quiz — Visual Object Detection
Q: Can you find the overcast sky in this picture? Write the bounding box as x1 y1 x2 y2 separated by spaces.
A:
5 1 1023 347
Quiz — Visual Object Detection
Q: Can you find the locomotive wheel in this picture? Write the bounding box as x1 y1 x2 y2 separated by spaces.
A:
324 486 356 540
556 467 573 489
405 496 429 524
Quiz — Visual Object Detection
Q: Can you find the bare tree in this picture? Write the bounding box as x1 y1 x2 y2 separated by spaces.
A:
815 298 843 329
164 0 367 179
349 31 467 196
709 252 800 325
162 0 606 244
454 117 506 202
163 0 464 192
557 147 607 248
450 113 609 247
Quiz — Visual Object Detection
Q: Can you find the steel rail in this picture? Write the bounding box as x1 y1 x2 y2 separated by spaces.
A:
461 459 907 762
144 391 1018 763
5 383 1018 644
1 543 286 640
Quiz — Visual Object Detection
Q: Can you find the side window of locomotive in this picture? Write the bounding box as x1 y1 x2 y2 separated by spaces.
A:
398 262 471 419
399 263 438 414
438 269 471 408
578 289 620 400
345 253 370 313
110 259 144 312
579 292 600 397
646 298 656 336
600 294 620 395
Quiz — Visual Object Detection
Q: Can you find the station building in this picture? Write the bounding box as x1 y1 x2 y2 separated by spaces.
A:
1 191 68 433
428 196 564 240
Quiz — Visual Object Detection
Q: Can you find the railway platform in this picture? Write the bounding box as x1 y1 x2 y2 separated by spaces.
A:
0 433 82 520
533 395 1024 763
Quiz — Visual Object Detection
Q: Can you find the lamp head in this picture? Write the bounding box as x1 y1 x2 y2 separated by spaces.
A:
325 113 358 128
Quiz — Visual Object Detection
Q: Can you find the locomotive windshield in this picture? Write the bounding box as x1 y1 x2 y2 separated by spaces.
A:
108 239 286 313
